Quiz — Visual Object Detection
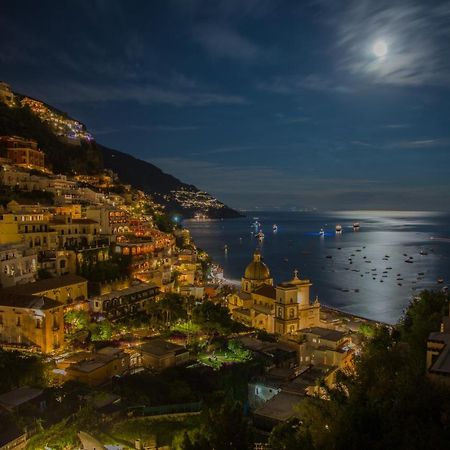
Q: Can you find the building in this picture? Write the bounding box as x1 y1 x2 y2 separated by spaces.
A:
0 81 15 106
0 244 38 288
0 293 64 353
228 250 321 335
0 387 45 413
427 312 450 386
62 347 130 386
0 136 45 170
85 206 130 235
139 338 190 369
90 282 159 321
295 327 352 368
0 274 88 308
48 216 100 249
0 211 58 251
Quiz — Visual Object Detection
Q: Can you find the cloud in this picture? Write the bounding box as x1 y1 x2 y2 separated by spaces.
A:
193 24 266 61
396 138 449 148
350 137 449 150
130 125 200 132
323 0 450 87
147 152 450 210
91 124 200 136
382 123 409 129
191 145 258 156
258 74 353 95
29 81 247 107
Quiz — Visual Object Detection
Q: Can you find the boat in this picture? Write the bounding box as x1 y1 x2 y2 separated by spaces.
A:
272 224 278 233
420 250 428 255
352 222 360 230
319 228 325 236
224 245 228 253
256 230 264 242
335 224 343 233
437 278 444 284
251 218 261 232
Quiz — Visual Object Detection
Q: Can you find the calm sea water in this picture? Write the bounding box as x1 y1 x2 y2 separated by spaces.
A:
185 211 450 324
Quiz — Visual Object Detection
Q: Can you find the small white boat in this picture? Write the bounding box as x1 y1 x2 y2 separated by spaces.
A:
353 222 360 230
272 224 278 233
319 228 325 236
335 224 343 233
256 230 265 241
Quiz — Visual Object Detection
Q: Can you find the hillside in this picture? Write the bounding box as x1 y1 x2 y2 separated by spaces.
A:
0 102 102 174
100 146 241 218
0 92 241 218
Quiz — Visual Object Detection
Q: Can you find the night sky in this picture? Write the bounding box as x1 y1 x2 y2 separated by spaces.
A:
2 0 450 211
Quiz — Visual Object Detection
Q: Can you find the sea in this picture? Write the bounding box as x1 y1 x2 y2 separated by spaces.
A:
185 211 450 324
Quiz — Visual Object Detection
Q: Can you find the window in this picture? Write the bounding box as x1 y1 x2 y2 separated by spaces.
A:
16 316 21 326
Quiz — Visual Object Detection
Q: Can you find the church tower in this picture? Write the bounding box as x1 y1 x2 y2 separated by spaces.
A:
241 249 273 293
274 270 320 334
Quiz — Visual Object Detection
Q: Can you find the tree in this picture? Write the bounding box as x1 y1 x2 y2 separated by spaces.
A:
64 310 90 332
90 319 113 341
0 350 46 393
192 301 233 335
267 290 450 450
181 398 251 450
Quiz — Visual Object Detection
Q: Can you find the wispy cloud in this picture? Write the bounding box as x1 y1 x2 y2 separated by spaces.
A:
258 74 353 95
149 155 445 209
191 145 257 156
283 116 311 124
322 0 450 87
397 138 449 148
30 81 247 107
350 137 449 150
91 124 200 136
130 124 200 132
383 124 409 129
193 24 267 62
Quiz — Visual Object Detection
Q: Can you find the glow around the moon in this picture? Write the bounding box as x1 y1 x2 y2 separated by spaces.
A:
373 40 388 58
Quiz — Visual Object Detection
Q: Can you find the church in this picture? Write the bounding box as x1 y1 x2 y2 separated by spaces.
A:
227 249 321 335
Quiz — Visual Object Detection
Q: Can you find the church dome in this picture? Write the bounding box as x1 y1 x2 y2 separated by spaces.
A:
244 250 271 280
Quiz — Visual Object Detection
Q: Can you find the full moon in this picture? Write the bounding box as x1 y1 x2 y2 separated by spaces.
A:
373 40 388 58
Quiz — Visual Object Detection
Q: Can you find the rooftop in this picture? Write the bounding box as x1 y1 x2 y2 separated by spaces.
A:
0 274 87 296
299 327 346 342
428 331 450 375
140 338 186 357
253 391 303 422
92 283 159 302
0 387 43 410
0 293 61 309
253 284 276 299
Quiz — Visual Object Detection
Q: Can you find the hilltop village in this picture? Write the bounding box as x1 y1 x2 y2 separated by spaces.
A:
0 81 449 450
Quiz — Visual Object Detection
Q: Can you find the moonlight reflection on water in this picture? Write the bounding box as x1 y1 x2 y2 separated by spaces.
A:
186 211 450 324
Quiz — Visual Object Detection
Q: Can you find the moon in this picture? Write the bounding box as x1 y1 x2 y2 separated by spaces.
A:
373 40 388 58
